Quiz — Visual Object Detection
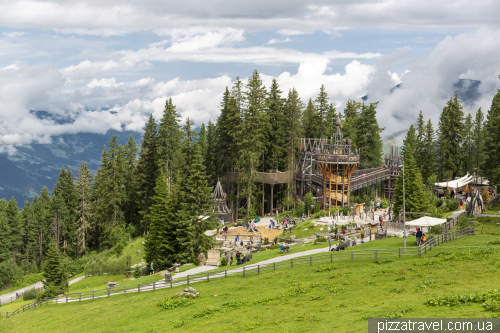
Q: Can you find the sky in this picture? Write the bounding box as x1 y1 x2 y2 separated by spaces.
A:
1 0 500 153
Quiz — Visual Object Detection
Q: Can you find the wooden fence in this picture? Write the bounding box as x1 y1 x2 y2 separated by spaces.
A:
2 226 475 319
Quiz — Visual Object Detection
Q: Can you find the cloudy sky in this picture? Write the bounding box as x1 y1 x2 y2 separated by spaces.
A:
1 0 500 152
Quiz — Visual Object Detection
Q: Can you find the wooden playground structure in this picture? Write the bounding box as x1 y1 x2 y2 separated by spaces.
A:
294 115 402 210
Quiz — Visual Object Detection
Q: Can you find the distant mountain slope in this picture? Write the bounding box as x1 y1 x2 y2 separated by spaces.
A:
3 130 142 202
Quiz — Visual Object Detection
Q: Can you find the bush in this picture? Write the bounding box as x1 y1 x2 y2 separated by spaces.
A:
157 297 193 310
84 254 132 276
380 198 390 209
36 284 62 300
263 237 270 245
23 287 43 301
430 225 442 235
434 198 444 208
445 199 459 211
270 244 280 250
193 258 200 266
457 214 469 229
114 242 124 257
342 207 351 216
220 257 227 267
295 200 305 216
316 236 327 242
133 266 142 278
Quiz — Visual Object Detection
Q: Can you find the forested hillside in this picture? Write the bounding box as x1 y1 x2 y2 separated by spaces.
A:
0 71 498 293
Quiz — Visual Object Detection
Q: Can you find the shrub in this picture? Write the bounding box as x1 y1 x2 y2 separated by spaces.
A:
193 258 200 266
220 257 227 267
133 266 142 278
114 242 124 257
430 224 443 235
445 199 459 211
457 214 469 229
380 198 390 209
270 244 280 250
84 254 132 276
263 237 270 245
434 198 444 208
23 287 43 301
316 236 327 243
295 200 305 216
36 284 62 300
157 297 193 310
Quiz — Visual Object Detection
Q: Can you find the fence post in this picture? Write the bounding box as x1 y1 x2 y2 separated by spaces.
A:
225 270 227 278
473 226 475 235
138 284 141 292
258 265 260 275
273 262 276 271
170 278 173 288
92 290 94 300
108 288 110 297
79 293 81 302
399 248 401 258
425 244 427 254
124 286 126 295
375 250 377 260
310 256 312 265
153 281 156 291
418 247 421 257
291 258 293 267
351 251 354 262
187 276 189 285
243 267 245 277
66 294 68 303
207 273 209 282
330 253 333 263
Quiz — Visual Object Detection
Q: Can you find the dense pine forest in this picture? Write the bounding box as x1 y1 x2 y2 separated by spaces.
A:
1 71 499 291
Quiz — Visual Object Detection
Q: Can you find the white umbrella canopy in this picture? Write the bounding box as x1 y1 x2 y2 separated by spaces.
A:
405 216 447 227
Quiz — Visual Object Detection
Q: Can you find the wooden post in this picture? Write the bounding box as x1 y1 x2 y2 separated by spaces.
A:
225 270 227 278
351 251 354 262
291 258 293 267
138 284 141 292
330 253 333 263
399 248 401 258
375 250 377 260
310 256 312 265
66 294 68 303
207 273 209 282
187 276 189 285
258 265 260 275
124 286 126 295
108 288 110 297
273 262 276 271
243 267 245 277
92 290 94 300
153 281 156 291
79 293 81 302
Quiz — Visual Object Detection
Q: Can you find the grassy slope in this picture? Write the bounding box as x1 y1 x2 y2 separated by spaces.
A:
2 240 500 332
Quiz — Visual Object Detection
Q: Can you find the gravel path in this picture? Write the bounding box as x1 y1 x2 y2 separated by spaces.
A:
0 275 86 305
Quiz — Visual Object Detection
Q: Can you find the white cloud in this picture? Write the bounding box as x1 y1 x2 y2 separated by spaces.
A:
267 37 292 44
277 29 308 36
2 31 26 37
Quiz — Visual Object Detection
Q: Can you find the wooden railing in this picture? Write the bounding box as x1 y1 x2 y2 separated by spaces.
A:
418 226 475 254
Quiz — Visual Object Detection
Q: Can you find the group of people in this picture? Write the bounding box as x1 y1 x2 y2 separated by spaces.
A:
268 217 294 230
415 228 427 246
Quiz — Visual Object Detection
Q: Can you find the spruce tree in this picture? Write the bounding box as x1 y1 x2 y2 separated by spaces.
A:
6 197 22 263
123 136 139 227
421 119 436 183
205 120 218 187
145 173 179 269
324 103 338 138
136 114 159 233
415 111 425 172
75 162 93 256
42 242 63 290
394 147 428 217
157 98 182 185
176 141 215 263
239 70 266 215
356 102 384 168
265 79 286 172
437 94 464 180
401 125 417 158
341 99 361 145
472 107 485 179
0 208 12 261
303 98 319 138
462 113 474 175
315 85 329 138
483 89 500 186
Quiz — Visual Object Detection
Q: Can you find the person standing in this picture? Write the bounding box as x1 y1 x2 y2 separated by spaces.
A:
327 225 331 233
416 228 422 246
150 262 154 275
328 236 333 251
360 226 365 243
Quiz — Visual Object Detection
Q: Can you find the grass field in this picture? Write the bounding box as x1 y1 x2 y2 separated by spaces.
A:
2 236 500 332
1 216 499 332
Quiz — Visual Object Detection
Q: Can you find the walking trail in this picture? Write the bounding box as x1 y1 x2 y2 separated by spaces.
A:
0 275 85 305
